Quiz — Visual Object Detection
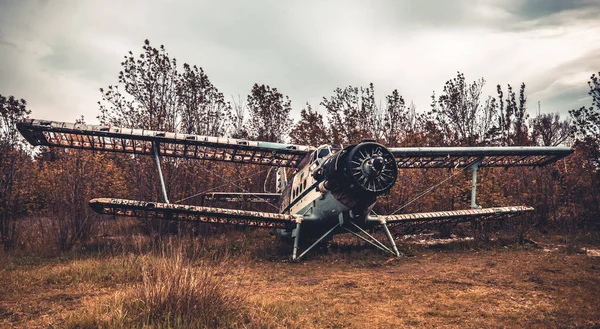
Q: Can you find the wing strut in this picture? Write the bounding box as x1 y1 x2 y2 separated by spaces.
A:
470 159 483 209
152 141 170 203
381 220 402 257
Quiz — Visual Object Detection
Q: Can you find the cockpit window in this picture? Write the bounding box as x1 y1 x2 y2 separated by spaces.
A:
312 145 331 163
318 147 330 158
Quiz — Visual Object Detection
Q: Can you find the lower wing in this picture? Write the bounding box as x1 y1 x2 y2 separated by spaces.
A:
369 206 533 226
89 198 298 228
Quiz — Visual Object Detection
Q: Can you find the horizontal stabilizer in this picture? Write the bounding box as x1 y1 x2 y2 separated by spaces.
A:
17 119 312 167
390 146 573 168
89 198 297 228
370 206 534 226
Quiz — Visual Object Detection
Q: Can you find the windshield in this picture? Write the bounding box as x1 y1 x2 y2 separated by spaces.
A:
318 147 330 158
312 145 331 163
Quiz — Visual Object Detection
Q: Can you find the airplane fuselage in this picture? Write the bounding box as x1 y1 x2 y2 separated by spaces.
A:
277 142 399 241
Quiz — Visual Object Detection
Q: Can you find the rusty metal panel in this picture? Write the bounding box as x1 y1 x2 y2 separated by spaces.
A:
389 146 573 168
202 192 281 203
17 119 313 168
373 206 534 226
89 198 296 228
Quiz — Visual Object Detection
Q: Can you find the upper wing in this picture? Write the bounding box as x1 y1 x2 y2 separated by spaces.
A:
89 198 298 228
389 146 573 169
370 206 533 226
17 119 313 168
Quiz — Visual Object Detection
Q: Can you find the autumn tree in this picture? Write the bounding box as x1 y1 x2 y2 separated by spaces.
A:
37 147 128 250
96 40 235 199
95 40 237 239
97 40 172 206
289 103 329 145
98 40 232 134
246 84 293 143
0 95 32 250
429 72 497 146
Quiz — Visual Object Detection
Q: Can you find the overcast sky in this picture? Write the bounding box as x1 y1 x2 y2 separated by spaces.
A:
1 0 599 125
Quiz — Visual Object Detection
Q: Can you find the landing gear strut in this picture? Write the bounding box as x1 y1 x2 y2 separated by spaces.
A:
291 213 403 261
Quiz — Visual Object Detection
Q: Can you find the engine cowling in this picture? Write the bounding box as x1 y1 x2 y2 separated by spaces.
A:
317 142 398 197
345 142 398 195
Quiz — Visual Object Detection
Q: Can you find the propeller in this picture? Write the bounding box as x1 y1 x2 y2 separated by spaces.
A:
345 142 398 194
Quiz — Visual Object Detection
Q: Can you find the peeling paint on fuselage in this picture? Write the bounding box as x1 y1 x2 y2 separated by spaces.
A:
277 146 360 241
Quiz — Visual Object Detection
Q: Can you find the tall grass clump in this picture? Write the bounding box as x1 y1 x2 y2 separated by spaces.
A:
62 242 254 329
129 248 247 328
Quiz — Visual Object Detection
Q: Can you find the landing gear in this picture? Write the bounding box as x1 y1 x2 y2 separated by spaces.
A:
381 220 403 257
292 218 340 261
292 218 302 260
291 213 403 261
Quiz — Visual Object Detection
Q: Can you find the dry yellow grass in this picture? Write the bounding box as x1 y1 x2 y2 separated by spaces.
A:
1 236 599 328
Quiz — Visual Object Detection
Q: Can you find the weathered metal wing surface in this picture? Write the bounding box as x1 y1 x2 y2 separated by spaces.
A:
370 206 534 226
17 119 313 168
89 198 298 228
389 146 573 169
202 192 281 203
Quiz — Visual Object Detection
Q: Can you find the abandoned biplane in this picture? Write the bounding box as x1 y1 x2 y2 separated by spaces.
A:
17 119 573 260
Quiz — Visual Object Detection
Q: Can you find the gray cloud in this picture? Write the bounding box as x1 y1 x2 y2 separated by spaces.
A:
515 0 598 19
0 38 15 47
527 49 600 113
502 0 600 31
379 0 503 27
39 37 115 81
0 0 597 126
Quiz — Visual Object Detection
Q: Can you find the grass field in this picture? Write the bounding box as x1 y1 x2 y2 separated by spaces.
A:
1 232 599 328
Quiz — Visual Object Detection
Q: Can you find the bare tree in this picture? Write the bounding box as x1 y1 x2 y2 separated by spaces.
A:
177 63 232 136
321 83 380 145
0 95 31 250
382 89 407 146
531 112 570 146
246 84 293 143
513 83 530 145
492 83 529 146
429 72 497 146
570 72 600 166
99 40 179 131
229 95 247 139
